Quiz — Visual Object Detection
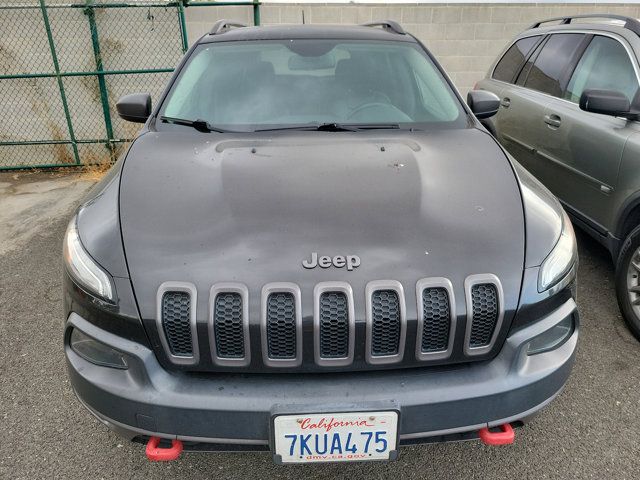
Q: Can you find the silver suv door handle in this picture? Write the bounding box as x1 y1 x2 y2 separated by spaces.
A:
500 97 511 108
544 114 562 128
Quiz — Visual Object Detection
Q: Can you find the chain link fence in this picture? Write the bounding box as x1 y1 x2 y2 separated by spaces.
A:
0 0 260 170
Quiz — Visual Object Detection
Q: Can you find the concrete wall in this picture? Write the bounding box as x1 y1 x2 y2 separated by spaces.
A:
186 3 640 96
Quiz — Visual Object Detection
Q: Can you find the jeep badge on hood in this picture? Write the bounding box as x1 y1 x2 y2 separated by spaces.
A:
302 252 361 271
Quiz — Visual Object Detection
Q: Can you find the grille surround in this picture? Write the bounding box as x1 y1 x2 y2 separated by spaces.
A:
156 282 199 365
261 283 302 367
415 278 456 361
314 282 355 366
464 274 504 356
155 276 506 370
365 280 406 364
208 283 250 366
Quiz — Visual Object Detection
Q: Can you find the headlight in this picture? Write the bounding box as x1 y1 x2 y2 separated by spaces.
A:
63 216 115 302
538 210 577 292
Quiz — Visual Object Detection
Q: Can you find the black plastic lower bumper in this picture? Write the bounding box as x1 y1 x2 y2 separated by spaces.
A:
66 299 578 447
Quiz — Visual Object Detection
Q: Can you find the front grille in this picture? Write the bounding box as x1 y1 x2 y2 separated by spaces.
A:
266 292 297 359
156 275 505 370
161 292 192 356
421 287 450 353
469 284 499 348
319 292 350 358
213 292 245 358
371 290 401 356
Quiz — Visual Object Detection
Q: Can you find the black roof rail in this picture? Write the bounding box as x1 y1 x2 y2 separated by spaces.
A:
529 14 640 36
209 19 248 35
360 20 405 35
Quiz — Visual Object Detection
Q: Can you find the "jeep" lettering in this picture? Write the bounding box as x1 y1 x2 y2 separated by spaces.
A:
302 252 361 271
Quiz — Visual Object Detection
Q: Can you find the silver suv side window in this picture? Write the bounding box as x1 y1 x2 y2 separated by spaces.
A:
565 35 639 103
492 36 541 83
521 33 585 98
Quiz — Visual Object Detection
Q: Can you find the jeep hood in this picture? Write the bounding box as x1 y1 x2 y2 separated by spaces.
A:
119 127 525 321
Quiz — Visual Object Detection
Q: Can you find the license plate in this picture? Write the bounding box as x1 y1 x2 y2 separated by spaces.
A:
272 411 398 464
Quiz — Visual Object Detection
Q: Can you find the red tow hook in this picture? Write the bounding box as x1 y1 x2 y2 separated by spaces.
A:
478 423 515 446
145 436 184 461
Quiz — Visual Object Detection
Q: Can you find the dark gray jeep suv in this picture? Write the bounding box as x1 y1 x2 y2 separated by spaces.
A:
477 14 640 340
63 20 579 463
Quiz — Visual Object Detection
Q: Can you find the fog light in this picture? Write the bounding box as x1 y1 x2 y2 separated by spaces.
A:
527 315 574 355
70 328 128 369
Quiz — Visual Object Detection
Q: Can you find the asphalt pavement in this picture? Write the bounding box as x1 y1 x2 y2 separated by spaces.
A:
1 171 639 479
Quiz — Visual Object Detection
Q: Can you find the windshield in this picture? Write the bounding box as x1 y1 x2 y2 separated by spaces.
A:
160 39 465 132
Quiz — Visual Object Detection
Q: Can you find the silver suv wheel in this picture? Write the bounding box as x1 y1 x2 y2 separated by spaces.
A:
616 224 640 340
626 247 640 318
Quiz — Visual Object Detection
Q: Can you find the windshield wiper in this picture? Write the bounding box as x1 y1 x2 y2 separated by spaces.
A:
160 118 402 133
348 123 400 130
254 123 403 132
160 116 230 133
254 123 358 133
316 123 358 132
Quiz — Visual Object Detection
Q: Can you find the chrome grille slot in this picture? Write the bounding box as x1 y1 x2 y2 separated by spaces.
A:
213 293 245 358
416 278 455 361
319 292 349 357
266 292 297 359
156 282 198 365
314 282 355 366
261 283 302 367
366 280 406 364
162 292 192 356
464 274 504 356
209 283 250 366
469 284 499 347
421 288 450 353
371 290 401 356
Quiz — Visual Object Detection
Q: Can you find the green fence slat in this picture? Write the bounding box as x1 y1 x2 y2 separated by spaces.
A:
39 0 81 165
253 0 260 26
85 0 115 160
178 0 189 52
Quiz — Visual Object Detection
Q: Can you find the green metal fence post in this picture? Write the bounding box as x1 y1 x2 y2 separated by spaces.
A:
253 0 260 26
178 0 189 53
39 0 81 165
84 0 115 159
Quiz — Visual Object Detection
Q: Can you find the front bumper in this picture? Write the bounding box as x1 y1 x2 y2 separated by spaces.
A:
66 298 578 447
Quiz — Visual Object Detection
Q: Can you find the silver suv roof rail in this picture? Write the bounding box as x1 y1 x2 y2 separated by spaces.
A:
209 19 248 35
360 20 405 35
529 14 640 36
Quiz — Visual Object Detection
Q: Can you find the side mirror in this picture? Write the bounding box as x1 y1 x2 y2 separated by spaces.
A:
467 90 500 120
116 93 151 123
579 89 630 117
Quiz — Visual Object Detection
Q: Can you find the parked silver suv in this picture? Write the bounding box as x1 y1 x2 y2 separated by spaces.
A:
477 14 640 340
